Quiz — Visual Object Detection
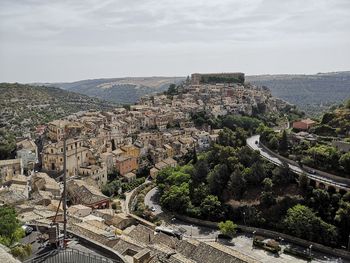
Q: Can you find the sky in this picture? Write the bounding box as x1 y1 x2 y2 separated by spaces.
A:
0 0 349 83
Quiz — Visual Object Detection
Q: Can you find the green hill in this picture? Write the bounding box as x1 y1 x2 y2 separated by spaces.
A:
246 71 350 116
0 83 115 137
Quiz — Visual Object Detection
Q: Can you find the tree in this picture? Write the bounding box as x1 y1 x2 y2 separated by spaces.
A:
272 163 294 186
260 191 276 207
298 173 308 191
200 195 223 220
0 130 16 160
218 127 247 148
167 83 177 95
0 206 24 247
218 220 237 237
111 139 116 151
191 183 210 206
228 167 246 199
160 183 191 211
193 159 209 185
268 136 279 150
262 178 273 192
308 189 331 220
207 163 229 196
282 204 338 246
278 130 288 154
339 152 350 174
192 147 198 164
307 145 340 170
335 200 350 245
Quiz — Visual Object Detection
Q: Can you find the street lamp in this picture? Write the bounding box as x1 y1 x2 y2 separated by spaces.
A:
243 212 246 225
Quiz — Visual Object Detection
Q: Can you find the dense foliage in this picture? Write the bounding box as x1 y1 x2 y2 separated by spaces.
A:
0 129 16 160
0 206 24 247
156 115 350 248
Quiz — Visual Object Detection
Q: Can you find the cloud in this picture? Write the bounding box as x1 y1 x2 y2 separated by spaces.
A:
0 0 349 82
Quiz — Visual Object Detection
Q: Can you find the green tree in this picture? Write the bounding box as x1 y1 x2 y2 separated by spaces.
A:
298 173 308 191
0 206 24 247
193 159 209 185
111 139 116 151
207 163 229 196
339 152 350 174
268 136 279 150
0 130 16 160
228 166 246 199
260 191 276 207
200 195 223 220
262 178 273 192
272 163 294 186
218 220 237 237
282 204 338 246
278 130 288 154
307 145 340 170
191 183 210 206
335 200 350 245
160 183 191 211
167 83 177 95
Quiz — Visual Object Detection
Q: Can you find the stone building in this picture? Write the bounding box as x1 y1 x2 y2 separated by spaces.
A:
42 138 91 177
0 159 23 183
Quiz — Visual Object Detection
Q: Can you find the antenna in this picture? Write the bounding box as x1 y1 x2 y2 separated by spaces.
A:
62 134 68 248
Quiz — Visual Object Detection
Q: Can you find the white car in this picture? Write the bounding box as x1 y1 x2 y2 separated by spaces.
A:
21 225 33 235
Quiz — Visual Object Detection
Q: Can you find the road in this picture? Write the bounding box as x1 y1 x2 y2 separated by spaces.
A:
144 187 163 215
246 135 349 191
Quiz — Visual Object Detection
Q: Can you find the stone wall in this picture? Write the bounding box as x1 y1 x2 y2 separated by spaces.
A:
174 213 350 260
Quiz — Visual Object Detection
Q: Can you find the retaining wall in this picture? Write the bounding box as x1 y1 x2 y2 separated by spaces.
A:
173 213 350 260
259 141 350 186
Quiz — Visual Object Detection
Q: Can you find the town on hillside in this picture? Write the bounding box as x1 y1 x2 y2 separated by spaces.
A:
0 72 349 263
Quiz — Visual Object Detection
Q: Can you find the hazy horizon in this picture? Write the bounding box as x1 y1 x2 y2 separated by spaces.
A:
1 0 349 83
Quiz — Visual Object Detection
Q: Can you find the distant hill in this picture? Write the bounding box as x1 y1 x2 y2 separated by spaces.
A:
246 71 350 116
43 77 186 104
0 83 116 136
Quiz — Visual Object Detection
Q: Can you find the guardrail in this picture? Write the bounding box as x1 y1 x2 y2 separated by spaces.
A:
247 136 350 191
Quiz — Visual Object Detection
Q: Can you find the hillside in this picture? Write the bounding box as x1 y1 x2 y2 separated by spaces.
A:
0 83 116 137
44 77 186 104
246 71 350 116
318 99 350 136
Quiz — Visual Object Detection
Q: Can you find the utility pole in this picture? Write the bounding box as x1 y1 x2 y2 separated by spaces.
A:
63 137 67 247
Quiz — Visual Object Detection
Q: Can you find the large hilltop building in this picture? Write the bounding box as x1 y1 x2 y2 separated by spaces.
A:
191 72 245 85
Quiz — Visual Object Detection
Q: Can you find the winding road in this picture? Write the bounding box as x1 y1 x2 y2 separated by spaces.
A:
246 135 350 191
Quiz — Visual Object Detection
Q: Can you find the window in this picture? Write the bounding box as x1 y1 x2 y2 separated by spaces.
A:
51 149 53 154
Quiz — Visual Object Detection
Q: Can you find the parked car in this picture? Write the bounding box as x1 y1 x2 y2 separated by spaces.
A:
217 233 232 240
21 225 33 235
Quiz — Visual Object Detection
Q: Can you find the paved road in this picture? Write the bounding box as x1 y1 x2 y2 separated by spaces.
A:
247 135 349 190
144 187 163 215
165 218 343 263
144 186 346 262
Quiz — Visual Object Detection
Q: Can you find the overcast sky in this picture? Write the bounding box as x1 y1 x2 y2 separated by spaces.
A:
0 0 349 83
